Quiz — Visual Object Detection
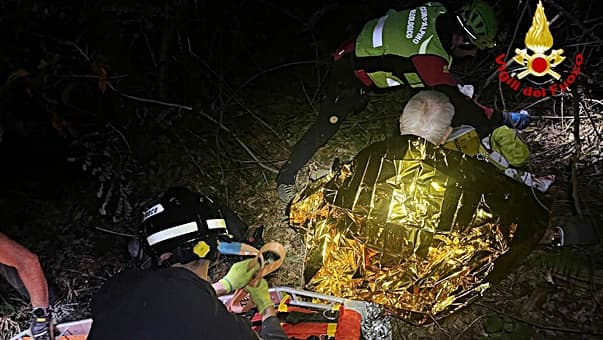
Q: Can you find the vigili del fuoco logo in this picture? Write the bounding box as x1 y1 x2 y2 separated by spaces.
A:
496 0 583 98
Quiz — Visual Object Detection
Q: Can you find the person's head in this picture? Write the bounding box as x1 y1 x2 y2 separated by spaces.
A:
140 187 234 272
451 0 497 58
399 91 454 145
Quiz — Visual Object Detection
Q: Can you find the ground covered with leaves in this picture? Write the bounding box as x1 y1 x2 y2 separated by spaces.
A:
1 0 603 339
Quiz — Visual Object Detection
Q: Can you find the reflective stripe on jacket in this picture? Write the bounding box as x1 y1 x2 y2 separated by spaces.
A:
355 3 451 88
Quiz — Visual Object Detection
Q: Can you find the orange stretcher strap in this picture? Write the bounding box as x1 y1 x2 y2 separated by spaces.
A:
227 241 286 313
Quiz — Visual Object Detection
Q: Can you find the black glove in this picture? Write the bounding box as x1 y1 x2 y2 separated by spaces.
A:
30 307 53 340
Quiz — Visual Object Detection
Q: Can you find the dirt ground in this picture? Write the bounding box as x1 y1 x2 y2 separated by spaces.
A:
2 82 603 339
0 20 601 338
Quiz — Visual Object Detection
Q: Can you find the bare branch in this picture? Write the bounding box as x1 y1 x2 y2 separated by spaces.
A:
544 0 603 46
104 82 278 174
477 303 603 336
571 89 582 215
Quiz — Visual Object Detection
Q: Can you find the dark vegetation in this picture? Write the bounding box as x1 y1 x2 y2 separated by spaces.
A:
0 0 602 339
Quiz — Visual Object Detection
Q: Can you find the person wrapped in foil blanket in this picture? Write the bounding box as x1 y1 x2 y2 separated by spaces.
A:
289 91 549 325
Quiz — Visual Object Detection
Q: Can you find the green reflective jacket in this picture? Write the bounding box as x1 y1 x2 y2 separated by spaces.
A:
355 3 451 88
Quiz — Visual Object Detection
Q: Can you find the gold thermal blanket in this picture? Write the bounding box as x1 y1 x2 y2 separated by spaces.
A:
290 135 548 324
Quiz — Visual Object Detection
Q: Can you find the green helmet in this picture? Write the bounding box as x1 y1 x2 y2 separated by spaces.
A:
457 0 498 49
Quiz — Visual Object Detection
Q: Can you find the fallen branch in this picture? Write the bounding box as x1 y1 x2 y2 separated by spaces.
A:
171 132 209 177
536 115 602 119
62 40 282 172
192 56 284 139
483 0 530 92
579 100 603 141
105 82 278 174
454 314 486 340
476 303 603 336
571 89 583 215
226 60 325 103
94 226 135 238
428 314 451 338
543 0 603 46
519 96 553 111
301 79 319 117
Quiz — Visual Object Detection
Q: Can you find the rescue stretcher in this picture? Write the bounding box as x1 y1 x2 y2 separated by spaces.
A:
10 318 92 340
10 286 369 340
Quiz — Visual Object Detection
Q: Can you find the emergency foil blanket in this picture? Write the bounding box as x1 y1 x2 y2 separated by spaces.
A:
290 135 548 325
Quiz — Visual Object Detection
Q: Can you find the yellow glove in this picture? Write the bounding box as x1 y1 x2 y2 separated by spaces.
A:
218 258 259 293
244 279 273 314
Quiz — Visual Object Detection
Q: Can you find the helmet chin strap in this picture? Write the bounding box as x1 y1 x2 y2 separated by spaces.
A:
448 32 460 53
450 42 458 54
449 34 466 54
154 252 173 268
173 245 198 264
155 243 203 268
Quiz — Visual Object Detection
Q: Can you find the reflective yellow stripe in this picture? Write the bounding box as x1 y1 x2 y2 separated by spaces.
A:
372 15 387 47
278 294 290 313
367 71 404 88
386 78 402 86
404 73 425 88
419 35 434 54
327 323 337 336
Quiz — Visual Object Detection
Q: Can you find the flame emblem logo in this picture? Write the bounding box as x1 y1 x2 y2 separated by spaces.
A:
512 0 565 79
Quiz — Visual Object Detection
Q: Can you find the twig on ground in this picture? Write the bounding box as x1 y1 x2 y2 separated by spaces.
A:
483 0 530 91
519 96 553 111
537 115 600 119
94 226 135 238
63 41 91 62
476 303 603 336
453 314 485 340
227 60 326 102
142 31 158 68
107 82 192 110
59 41 286 157
516 125 553 213
215 88 229 203
313 33 322 102
240 103 284 140
571 89 583 215
579 99 603 141
107 123 131 154
193 55 284 140
498 76 507 113
196 108 278 174
56 74 130 80
171 132 209 177
300 80 319 116
104 82 278 173
543 0 603 46
63 269 108 282
429 314 451 339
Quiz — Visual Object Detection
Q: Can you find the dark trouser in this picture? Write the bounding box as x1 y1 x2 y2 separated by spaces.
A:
0 263 30 300
0 263 60 304
259 316 288 340
277 56 369 185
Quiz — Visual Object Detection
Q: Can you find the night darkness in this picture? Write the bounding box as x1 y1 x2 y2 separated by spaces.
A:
1 0 602 339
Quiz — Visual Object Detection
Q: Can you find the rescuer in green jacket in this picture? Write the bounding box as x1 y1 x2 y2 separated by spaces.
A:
277 1 529 203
